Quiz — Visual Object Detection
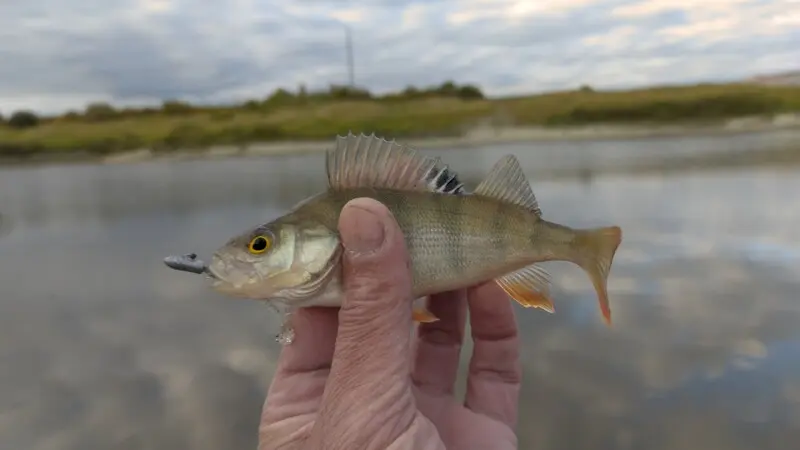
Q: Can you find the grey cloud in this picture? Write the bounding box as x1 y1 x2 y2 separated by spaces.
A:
0 0 798 113
345 6 686 91
429 5 642 47
72 29 265 100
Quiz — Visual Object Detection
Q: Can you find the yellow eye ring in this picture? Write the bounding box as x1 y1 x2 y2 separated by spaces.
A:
248 235 271 254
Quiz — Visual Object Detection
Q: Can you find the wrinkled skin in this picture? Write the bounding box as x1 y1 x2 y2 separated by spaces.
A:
259 198 520 450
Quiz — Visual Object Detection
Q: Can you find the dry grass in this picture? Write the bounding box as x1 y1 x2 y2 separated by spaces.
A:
1 83 799 157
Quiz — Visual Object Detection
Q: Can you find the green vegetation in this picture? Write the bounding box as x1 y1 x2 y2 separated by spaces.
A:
1 80 799 158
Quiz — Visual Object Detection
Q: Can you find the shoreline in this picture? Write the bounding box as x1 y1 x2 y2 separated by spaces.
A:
2 113 799 167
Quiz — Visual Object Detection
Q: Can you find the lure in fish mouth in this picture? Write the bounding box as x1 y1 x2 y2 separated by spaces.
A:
164 253 208 274
164 132 623 345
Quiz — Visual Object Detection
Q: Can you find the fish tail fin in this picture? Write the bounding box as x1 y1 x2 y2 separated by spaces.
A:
571 226 622 326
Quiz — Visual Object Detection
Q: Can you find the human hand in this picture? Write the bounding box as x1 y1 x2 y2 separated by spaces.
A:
258 198 520 450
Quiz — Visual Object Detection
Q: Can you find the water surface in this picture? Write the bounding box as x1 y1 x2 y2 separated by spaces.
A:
1 133 799 449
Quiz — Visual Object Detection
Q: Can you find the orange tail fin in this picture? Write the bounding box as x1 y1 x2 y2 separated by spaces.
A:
572 226 622 325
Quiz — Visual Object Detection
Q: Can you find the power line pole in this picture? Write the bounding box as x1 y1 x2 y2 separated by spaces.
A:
344 25 355 88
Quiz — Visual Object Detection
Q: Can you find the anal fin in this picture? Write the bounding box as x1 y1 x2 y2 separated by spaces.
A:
495 264 555 312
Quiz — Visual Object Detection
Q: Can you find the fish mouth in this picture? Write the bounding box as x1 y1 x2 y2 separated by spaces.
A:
205 264 226 287
205 252 255 292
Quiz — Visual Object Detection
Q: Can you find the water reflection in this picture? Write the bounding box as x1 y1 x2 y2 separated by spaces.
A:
1 137 800 449
0 129 797 233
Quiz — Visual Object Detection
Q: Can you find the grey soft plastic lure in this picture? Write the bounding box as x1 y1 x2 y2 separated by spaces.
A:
163 253 208 274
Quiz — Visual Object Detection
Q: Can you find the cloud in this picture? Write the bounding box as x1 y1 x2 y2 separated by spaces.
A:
1 0 798 114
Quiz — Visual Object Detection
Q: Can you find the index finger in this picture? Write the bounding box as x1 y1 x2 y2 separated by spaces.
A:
260 307 338 424
464 282 521 429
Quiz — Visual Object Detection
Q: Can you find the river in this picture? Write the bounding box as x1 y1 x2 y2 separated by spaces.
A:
1 130 799 449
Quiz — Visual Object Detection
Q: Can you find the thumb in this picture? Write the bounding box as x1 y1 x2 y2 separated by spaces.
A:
312 198 416 441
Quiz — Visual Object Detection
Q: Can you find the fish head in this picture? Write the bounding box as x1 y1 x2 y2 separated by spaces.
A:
207 217 341 302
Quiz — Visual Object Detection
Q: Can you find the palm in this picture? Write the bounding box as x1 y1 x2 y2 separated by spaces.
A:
412 388 518 449
258 286 520 450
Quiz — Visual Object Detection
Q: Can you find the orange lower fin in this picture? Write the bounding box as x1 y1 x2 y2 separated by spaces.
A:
412 298 439 323
572 225 622 326
495 264 555 313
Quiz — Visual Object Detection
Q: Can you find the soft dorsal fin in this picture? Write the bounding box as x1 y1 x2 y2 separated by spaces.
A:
495 264 554 312
325 132 465 194
474 155 541 216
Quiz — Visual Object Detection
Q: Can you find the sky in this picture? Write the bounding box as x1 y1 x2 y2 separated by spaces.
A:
1 0 798 115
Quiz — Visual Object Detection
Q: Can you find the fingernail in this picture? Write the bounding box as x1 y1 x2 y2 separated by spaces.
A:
340 205 385 255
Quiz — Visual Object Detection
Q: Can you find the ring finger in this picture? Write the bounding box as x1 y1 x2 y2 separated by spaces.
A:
464 282 521 428
411 290 467 396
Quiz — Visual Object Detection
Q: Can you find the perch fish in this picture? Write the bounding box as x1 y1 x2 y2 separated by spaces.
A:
167 133 622 344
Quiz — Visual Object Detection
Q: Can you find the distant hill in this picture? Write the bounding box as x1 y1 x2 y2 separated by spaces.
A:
747 70 800 86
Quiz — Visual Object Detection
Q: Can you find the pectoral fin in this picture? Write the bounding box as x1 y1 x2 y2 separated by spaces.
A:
495 264 555 312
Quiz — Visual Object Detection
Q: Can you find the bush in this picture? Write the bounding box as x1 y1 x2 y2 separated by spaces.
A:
242 100 261 110
84 102 117 121
545 92 783 125
326 85 372 100
210 110 236 122
380 81 484 101
214 124 285 146
264 88 296 108
458 84 484 100
7 110 39 129
161 100 194 115
159 124 212 151
62 111 82 121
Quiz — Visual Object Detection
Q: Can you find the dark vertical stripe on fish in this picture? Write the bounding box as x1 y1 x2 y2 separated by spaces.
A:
452 194 469 276
432 195 458 276
490 199 508 257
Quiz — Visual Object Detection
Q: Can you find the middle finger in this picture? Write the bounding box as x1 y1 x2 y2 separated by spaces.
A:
464 282 521 429
411 289 467 396
261 307 338 424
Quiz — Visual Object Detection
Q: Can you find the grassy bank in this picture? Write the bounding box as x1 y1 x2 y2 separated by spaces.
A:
1 82 799 158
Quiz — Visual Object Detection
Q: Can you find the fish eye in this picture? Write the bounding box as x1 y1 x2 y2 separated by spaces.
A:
248 235 271 254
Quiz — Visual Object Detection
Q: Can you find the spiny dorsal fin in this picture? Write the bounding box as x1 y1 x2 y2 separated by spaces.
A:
474 155 541 216
495 264 554 312
325 132 465 194
425 164 466 195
